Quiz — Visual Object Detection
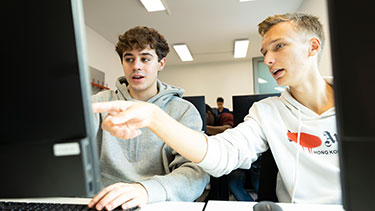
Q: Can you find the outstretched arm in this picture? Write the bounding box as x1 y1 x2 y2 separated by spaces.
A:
92 100 208 163
206 125 232 135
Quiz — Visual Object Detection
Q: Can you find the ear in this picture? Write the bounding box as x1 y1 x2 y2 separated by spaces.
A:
158 57 167 72
309 37 321 57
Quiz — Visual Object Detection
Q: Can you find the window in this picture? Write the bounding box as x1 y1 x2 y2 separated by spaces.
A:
252 57 285 94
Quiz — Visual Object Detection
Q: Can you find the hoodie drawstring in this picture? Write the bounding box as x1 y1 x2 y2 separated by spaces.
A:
291 106 302 203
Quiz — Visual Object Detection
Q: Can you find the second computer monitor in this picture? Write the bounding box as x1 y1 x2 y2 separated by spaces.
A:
232 93 280 127
183 96 206 132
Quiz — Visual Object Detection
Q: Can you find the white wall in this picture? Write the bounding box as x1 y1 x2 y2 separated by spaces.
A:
160 33 263 110
85 26 123 90
160 60 255 110
298 0 332 77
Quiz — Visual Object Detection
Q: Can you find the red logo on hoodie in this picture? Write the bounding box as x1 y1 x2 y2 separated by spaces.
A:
287 131 322 153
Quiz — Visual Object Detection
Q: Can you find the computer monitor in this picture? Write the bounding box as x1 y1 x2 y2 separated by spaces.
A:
1 0 101 197
327 0 375 210
183 96 206 132
232 93 280 127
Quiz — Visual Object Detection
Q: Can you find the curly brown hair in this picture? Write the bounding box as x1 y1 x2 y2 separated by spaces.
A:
258 13 325 50
115 26 170 62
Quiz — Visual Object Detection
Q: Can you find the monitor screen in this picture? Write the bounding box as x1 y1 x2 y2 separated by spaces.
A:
183 96 206 132
1 0 101 197
232 93 280 127
327 0 375 210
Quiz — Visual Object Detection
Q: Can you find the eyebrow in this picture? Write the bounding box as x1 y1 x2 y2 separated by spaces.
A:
140 52 154 57
260 38 282 55
123 53 133 57
123 52 154 57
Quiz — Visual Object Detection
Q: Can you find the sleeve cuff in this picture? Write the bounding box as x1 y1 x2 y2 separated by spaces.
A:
139 179 167 203
196 136 221 176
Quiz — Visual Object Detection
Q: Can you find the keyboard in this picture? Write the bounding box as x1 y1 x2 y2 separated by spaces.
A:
0 201 140 210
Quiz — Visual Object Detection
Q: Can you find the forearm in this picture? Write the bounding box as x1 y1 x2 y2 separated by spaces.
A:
92 100 208 163
140 164 209 202
206 125 232 135
148 106 207 163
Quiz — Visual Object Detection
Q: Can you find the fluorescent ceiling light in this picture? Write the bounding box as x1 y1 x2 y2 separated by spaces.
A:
140 0 165 12
173 44 193 62
274 87 285 92
240 0 256 2
234 39 249 58
258 78 268 84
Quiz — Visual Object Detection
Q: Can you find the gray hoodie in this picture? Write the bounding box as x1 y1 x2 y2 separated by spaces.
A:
92 76 209 203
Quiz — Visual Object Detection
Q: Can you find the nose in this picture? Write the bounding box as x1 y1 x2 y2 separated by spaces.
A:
263 52 275 67
133 58 143 71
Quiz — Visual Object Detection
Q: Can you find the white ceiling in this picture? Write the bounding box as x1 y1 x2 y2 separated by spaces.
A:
82 0 305 66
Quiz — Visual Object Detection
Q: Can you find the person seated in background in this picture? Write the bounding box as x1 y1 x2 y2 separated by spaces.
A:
205 104 233 135
92 13 341 204
216 97 230 115
88 26 209 210
205 104 219 128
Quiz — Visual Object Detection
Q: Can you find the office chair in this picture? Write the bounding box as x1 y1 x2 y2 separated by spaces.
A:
256 149 279 202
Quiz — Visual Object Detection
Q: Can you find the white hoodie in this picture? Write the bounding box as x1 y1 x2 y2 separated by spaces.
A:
198 89 341 204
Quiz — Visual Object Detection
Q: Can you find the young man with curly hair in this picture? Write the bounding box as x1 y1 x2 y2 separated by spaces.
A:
88 26 209 210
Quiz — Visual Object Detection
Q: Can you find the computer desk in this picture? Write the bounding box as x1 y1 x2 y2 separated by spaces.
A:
0 198 345 211
0 197 205 211
204 200 345 211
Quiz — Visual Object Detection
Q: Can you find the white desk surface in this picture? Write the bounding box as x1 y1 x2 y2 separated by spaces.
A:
205 200 345 211
0 197 205 211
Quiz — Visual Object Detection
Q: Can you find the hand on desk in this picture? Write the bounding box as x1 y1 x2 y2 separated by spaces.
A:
88 183 149 210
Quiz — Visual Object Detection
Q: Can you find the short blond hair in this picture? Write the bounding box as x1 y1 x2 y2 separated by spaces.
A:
258 13 325 50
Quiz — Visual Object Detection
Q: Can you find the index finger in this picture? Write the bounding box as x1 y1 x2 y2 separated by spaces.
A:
92 101 133 114
88 183 121 208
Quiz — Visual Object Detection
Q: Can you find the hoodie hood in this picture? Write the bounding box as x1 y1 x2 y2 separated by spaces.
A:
280 88 335 120
115 76 184 107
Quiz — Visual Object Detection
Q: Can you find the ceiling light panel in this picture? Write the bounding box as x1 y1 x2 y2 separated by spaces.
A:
140 0 165 12
234 39 249 58
173 44 193 62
